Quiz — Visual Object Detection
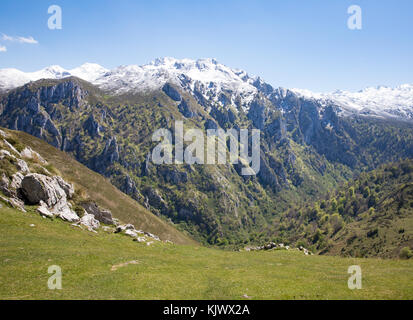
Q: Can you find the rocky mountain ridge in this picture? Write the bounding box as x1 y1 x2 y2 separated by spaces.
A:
1 58 413 121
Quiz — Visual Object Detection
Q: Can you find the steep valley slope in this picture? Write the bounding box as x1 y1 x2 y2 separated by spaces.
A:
1 59 413 248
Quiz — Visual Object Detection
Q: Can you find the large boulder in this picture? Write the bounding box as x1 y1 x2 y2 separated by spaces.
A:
21 173 79 222
1 172 25 198
21 173 66 206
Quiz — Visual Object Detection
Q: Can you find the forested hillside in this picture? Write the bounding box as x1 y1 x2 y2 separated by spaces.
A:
275 160 413 258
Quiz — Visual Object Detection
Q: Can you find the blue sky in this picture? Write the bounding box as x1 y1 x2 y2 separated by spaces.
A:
0 0 412 91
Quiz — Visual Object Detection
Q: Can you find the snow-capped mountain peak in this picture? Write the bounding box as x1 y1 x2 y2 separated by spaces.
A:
69 63 109 82
0 63 108 92
91 58 260 107
30 65 71 80
293 84 413 119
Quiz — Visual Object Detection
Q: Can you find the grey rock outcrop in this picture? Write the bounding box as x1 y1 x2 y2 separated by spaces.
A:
10 172 24 190
3 139 21 156
0 149 13 160
162 83 182 102
94 136 119 173
0 194 26 212
21 173 64 206
115 223 135 233
21 173 79 222
80 213 100 230
115 223 161 242
83 114 102 137
142 187 168 212
20 147 47 164
159 167 188 184
1 80 87 150
80 201 114 225
54 175 74 199
178 99 197 118
16 159 30 174
247 98 268 130
37 201 54 218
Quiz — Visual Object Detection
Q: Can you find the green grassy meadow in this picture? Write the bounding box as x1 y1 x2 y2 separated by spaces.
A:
1 206 412 300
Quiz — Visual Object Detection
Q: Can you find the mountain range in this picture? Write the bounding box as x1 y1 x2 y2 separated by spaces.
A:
1 57 412 250
1 58 413 121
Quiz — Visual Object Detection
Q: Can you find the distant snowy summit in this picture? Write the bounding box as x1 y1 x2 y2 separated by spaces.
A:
1 57 412 120
0 63 109 91
293 84 413 120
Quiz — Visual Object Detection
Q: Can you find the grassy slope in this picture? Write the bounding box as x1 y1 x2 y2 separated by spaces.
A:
4 128 195 246
0 206 412 300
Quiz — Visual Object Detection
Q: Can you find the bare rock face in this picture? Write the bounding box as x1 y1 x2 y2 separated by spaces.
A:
1 81 87 150
142 187 168 213
162 83 182 102
37 201 54 218
16 159 30 174
51 198 79 222
54 175 74 199
80 201 114 225
10 172 24 190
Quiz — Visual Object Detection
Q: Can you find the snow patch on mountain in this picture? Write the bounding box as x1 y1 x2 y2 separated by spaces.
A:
69 63 109 83
293 85 413 120
0 68 31 90
93 57 259 107
0 63 108 91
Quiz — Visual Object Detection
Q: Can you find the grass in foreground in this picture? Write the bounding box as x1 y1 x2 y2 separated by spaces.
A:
0 206 412 300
